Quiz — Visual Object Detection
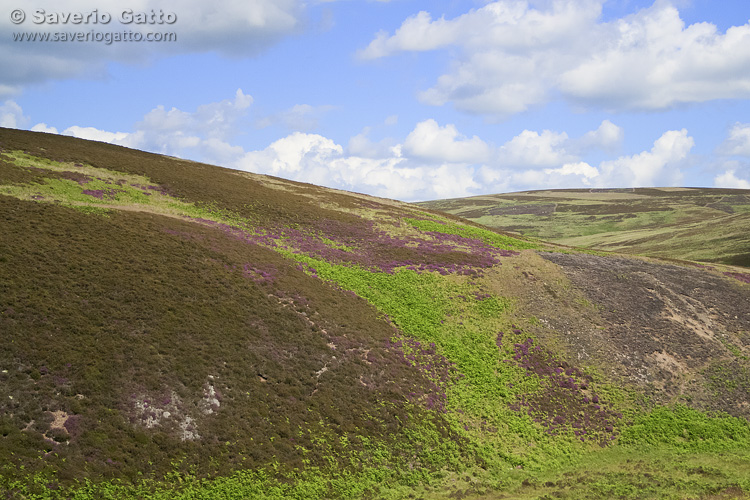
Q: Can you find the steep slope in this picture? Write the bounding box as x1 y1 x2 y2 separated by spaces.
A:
419 187 750 267
1 128 750 499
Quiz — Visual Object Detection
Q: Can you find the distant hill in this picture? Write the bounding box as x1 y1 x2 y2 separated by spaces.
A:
419 187 750 267
2 128 750 499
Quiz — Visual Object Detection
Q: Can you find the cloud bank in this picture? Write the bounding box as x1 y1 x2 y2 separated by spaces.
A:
15 90 745 201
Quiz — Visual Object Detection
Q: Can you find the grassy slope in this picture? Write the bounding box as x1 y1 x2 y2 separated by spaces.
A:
418 188 750 267
1 128 750 499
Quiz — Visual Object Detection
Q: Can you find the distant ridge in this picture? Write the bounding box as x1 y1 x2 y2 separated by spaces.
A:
419 187 750 267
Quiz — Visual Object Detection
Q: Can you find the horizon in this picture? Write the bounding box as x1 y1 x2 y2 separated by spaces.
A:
2 0 750 202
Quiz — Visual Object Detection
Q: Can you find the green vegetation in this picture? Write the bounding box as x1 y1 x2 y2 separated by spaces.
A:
403 217 538 251
1 128 750 499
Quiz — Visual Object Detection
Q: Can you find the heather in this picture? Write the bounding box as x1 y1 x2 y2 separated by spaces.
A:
2 127 750 499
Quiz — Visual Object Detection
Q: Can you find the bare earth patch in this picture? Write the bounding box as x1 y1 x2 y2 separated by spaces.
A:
538 252 750 417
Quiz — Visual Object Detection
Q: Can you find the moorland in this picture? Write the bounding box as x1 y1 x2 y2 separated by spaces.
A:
1 127 749 499
419 188 750 267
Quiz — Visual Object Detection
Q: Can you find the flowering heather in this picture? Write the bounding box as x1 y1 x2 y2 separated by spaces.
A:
188 211 520 278
63 414 83 439
58 171 93 185
82 188 120 200
132 183 171 196
502 332 621 445
242 263 277 284
724 272 750 284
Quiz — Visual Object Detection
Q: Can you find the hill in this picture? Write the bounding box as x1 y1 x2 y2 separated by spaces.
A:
418 187 750 267
1 127 750 499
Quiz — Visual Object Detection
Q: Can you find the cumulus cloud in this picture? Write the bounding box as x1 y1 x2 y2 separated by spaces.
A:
81 88 254 161
403 119 492 163
717 123 750 157
0 100 29 128
63 126 136 146
347 127 399 159
234 131 481 200
574 120 624 154
231 121 689 198
360 0 750 116
596 129 693 187
475 129 694 192
714 168 750 189
0 0 304 96
136 88 252 146
545 161 600 185
358 11 463 59
498 129 574 167
30 123 58 134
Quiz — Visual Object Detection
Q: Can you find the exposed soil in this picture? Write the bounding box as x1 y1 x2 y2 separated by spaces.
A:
538 252 750 418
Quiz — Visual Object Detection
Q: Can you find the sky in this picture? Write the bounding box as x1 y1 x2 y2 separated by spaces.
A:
2 0 750 202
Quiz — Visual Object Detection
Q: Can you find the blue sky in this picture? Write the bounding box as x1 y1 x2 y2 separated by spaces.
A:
2 0 750 201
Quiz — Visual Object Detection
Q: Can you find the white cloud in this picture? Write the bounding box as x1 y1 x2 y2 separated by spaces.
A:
596 129 693 187
476 129 694 191
361 0 602 115
499 129 573 167
559 3 750 110
0 1 305 96
403 119 492 163
717 123 750 156
233 131 480 201
30 123 58 134
544 161 600 186
575 120 624 154
241 126 692 196
130 88 253 156
239 132 342 178
63 126 135 146
0 100 29 128
361 0 750 116
358 11 462 60
347 127 398 159
714 168 750 189
493 120 623 168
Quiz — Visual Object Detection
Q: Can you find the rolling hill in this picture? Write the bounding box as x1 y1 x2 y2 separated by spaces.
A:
1 127 750 499
418 188 750 267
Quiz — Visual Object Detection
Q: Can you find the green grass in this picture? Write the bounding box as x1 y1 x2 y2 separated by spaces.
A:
404 217 538 250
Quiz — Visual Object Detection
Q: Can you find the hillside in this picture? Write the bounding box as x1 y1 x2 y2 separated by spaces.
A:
1 127 750 499
418 188 750 267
